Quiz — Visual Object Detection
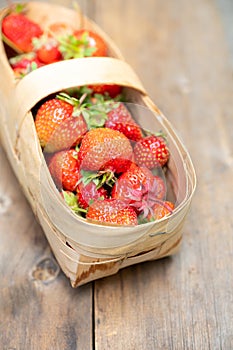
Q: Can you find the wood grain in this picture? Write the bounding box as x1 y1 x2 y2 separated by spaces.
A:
0 148 93 348
0 0 232 349
92 0 233 349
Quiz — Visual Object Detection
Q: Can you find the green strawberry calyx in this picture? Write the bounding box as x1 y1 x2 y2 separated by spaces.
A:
78 169 117 189
57 92 123 130
58 31 97 59
57 92 108 129
9 52 36 65
142 129 169 144
84 100 120 129
62 190 87 215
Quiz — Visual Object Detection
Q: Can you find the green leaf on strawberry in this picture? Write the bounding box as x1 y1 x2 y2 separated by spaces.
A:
57 92 110 129
78 169 116 189
58 32 97 59
62 190 87 215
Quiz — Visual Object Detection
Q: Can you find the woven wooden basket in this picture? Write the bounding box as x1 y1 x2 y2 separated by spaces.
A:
0 1 196 287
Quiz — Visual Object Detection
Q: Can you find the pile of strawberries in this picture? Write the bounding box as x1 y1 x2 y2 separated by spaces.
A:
2 3 108 77
33 89 174 226
2 4 175 226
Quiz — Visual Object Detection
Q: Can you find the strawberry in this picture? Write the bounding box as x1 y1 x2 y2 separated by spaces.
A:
76 181 108 209
34 93 88 152
48 149 80 192
33 36 62 64
2 7 43 52
86 199 138 226
37 43 61 64
74 29 108 57
147 200 174 221
9 52 43 77
105 102 143 141
103 157 133 174
78 127 133 172
111 164 166 213
59 29 108 59
134 134 170 169
88 84 122 98
148 175 167 200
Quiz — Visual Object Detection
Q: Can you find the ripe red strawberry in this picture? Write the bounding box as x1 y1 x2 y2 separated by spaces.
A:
149 175 167 200
9 52 43 77
103 157 133 174
59 29 108 59
86 199 138 226
10 52 41 69
111 164 166 212
147 200 174 221
105 102 143 141
37 44 61 64
2 9 43 52
33 37 62 64
74 29 108 57
76 181 108 209
78 128 133 172
34 93 88 152
48 149 80 192
88 84 122 98
134 134 170 169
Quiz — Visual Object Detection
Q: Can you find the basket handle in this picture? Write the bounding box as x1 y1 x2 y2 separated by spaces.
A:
14 57 147 117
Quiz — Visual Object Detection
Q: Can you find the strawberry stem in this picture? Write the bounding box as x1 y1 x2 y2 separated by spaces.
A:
56 92 81 106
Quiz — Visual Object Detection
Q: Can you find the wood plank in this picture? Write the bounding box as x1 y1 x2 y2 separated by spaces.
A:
0 146 93 348
0 1 94 348
93 0 233 349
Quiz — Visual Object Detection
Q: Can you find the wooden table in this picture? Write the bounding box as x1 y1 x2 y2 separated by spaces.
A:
1 0 232 349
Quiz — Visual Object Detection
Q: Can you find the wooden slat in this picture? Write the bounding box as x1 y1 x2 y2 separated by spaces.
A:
93 1 233 349
0 144 93 348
